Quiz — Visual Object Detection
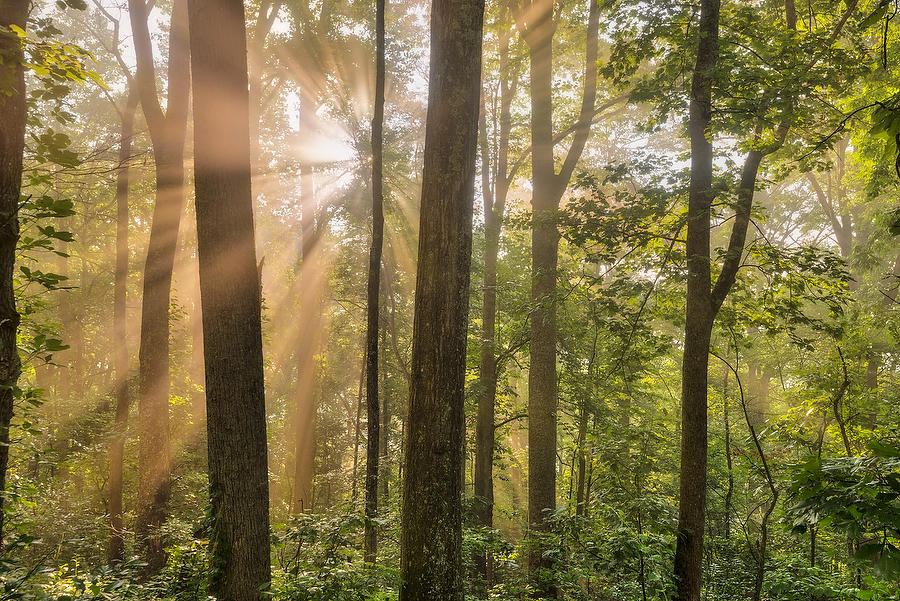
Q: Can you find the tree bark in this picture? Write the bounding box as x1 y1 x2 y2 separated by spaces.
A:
673 1 720 599
127 0 191 569
109 88 139 564
398 0 484 596
187 0 271 595
364 0 386 565
521 0 599 593
0 0 28 548
474 6 518 589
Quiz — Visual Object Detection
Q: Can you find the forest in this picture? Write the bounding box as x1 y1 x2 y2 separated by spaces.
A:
0 0 898 599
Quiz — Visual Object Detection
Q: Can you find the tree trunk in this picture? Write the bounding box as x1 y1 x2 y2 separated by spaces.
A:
521 1 599 592
722 366 733 541
187 0 271 594
128 0 191 569
0 0 28 548
351 352 364 503
474 12 516 573
673 1 720 599
378 317 390 505
525 9 559 584
109 89 139 564
398 0 483 595
364 0 386 564
291 152 320 514
574 401 588 517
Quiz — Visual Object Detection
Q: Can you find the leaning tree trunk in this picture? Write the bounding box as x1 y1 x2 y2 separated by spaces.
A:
127 0 191 570
363 0 386 565
187 0 271 595
109 89 139 564
398 0 484 596
0 0 28 549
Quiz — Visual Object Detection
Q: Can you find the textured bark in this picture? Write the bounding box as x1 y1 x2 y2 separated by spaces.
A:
521 0 599 593
398 0 483 596
127 0 191 569
364 0 386 564
109 89 139 564
187 0 271 595
0 0 28 548
474 8 517 587
673 1 720 600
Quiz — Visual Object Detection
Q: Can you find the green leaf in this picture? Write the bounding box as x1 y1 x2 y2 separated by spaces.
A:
868 440 900 458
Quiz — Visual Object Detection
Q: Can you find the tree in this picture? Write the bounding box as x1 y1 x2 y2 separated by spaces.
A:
186 0 271 595
672 1 863 597
672 3 721 599
517 0 600 590
86 0 140 563
108 88 138 564
0 0 28 548
398 0 484 596
474 0 522 586
364 0 386 565
126 0 191 568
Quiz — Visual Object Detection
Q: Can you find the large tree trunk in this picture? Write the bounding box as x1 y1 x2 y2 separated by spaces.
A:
364 0 386 565
398 0 483 596
128 0 191 569
525 12 559 584
187 0 271 595
109 89 139 564
522 0 598 593
0 0 28 548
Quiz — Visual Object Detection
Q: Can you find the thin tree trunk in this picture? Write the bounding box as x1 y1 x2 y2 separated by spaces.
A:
398 0 484 595
728 358 778 601
379 316 390 504
474 10 517 568
0 0 28 549
364 0 386 564
351 349 365 503
583 415 596 519
723 366 733 541
574 401 588 517
109 89 139 564
128 0 191 569
832 348 852 456
187 0 270 594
